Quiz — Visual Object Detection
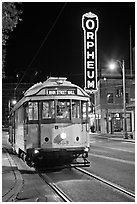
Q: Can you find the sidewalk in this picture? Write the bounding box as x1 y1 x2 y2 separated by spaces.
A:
2 147 23 202
90 132 135 143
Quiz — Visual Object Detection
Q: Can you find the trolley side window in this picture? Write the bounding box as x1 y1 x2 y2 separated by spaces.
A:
42 101 55 119
57 100 70 119
28 102 38 120
81 101 88 122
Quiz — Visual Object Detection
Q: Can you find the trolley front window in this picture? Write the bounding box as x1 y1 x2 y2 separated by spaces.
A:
42 101 55 119
26 99 89 123
57 100 70 119
72 100 80 119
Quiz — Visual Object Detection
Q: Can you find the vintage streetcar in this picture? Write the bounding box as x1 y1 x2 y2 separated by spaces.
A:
9 77 90 168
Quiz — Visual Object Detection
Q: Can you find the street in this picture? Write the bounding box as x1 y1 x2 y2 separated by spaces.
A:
2 2 135 202
2 131 135 202
89 133 135 193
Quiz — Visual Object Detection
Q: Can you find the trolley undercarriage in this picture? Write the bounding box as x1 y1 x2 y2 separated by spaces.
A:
19 147 90 168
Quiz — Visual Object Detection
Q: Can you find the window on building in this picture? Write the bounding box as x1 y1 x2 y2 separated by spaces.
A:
107 93 113 103
116 89 121 98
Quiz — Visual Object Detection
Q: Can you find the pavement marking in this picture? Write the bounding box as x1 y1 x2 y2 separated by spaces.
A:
103 146 135 153
90 142 135 153
89 153 135 165
122 141 135 144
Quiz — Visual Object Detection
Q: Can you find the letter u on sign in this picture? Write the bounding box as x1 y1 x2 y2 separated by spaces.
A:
82 12 99 92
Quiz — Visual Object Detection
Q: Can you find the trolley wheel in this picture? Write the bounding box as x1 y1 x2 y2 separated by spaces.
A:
25 156 35 167
18 149 22 158
21 152 26 162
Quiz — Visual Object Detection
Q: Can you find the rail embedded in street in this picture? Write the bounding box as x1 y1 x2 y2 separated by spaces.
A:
38 171 73 202
75 167 135 199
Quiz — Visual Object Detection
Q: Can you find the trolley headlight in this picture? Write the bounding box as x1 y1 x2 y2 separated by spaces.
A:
34 149 39 154
60 132 67 140
84 147 89 152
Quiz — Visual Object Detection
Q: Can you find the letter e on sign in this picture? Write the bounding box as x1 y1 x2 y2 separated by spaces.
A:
82 12 99 92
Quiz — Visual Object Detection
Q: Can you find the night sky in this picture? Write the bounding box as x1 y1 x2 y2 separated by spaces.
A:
5 2 135 87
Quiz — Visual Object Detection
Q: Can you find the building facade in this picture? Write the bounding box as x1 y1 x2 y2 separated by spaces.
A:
94 77 135 136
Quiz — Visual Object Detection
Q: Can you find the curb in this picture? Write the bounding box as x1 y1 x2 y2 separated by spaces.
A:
2 150 23 202
90 133 135 143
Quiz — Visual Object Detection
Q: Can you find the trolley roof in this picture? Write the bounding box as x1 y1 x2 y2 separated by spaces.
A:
11 77 90 112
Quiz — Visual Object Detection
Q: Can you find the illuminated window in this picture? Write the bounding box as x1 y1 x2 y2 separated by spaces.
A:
42 102 49 118
57 100 70 119
42 101 55 119
28 102 38 120
107 93 113 103
81 101 87 121
72 100 80 118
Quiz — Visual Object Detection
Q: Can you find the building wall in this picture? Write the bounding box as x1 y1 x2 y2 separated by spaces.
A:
95 77 135 134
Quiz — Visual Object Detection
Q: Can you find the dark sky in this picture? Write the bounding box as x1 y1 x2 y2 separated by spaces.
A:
6 2 135 86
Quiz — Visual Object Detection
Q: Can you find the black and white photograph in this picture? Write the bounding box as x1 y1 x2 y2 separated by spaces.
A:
2 1 135 202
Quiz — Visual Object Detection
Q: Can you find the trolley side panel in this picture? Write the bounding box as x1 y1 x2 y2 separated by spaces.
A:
25 124 39 150
14 123 24 153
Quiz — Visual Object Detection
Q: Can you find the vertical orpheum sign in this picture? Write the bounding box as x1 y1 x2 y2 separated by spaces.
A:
82 12 99 92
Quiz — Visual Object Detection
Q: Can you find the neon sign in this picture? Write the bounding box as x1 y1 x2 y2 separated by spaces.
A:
82 12 99 92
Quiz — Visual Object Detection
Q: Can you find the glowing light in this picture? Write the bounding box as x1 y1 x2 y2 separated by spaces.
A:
12 99 17 105
34 149 39 154
82 12 99 92
109 62 116 70
84 147 89 152
60 132 66 140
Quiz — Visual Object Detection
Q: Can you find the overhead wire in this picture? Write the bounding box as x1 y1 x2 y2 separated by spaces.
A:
14 2 67 92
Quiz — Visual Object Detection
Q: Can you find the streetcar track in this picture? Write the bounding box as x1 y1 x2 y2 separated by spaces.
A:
75 167 135 199
37 166 135 202
37 171 72 202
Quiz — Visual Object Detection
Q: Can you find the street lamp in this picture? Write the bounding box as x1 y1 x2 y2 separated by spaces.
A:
11 99 17 105
8 98 17 112
108 60 128 139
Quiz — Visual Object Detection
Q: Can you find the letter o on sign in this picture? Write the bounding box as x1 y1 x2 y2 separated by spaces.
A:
86 19 95 30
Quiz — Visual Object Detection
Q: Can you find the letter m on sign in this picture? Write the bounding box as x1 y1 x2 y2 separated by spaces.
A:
82 12 99 92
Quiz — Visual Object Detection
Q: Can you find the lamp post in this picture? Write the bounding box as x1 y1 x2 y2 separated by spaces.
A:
109 60 128 139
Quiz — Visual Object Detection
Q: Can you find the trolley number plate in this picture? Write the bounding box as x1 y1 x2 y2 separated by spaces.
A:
60 140 69 145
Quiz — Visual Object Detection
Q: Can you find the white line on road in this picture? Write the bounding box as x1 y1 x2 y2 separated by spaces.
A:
103 146 135 153
89 153 135 165
122 141 135 144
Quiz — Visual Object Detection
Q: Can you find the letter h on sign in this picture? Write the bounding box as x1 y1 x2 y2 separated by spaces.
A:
82 12 99 92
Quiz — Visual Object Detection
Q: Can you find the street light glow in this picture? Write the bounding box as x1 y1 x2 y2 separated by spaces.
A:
12 99 17 105
108 62 116 70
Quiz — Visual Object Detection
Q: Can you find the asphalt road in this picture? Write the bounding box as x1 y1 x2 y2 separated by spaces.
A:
2 131 135 201
89 134 135 193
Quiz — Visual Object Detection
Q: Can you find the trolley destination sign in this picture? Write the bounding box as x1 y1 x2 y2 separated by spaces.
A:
82 12 99 92
45 89 77 96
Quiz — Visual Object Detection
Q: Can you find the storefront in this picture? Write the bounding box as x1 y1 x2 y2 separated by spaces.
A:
109 112 132 133
126 102 135 138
